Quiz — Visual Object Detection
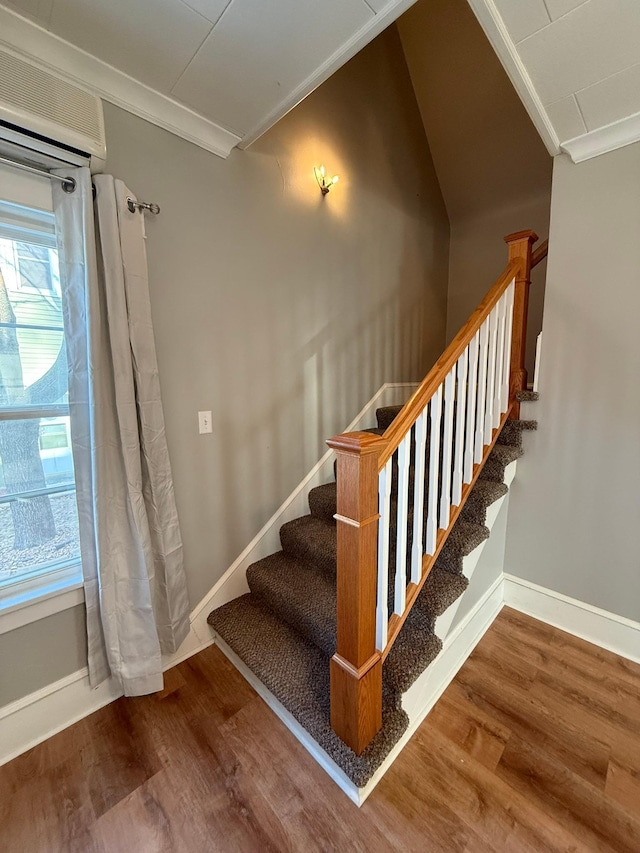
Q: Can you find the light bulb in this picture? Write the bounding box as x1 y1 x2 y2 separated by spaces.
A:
331 175 339 185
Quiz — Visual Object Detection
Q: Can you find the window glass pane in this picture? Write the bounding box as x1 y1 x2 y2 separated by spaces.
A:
16 242 54 292
0 417 75 498
0 200 80 588
0 490 80 583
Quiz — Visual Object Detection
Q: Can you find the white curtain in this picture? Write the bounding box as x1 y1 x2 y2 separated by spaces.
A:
53 167 190 695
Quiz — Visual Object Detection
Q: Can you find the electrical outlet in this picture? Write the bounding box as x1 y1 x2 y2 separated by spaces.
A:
198 410 212 434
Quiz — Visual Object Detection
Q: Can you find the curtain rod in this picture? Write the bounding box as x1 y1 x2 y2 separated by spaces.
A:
0 153 160 214
0 153 76 192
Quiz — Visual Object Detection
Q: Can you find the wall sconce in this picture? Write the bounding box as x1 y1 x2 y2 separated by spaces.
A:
315 165 339 195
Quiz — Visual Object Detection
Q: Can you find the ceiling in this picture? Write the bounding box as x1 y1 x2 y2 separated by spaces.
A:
0 0 417 157
1 0 638 164
469 0 640 162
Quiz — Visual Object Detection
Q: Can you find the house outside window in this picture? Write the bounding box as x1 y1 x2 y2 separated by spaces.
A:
0 176 82 626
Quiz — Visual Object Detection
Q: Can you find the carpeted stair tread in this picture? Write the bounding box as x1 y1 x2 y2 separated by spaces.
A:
434 520 490 575
482 440 523 483
308 481 337 524
280 515 336 576
443 519 489 556
516 390 539 402
247 551 336 655
416 565 469 620
497 419 537 450
461 478 508 525
376 405 404 431
384 608 442 693
208 595 408 787
247 549 445 679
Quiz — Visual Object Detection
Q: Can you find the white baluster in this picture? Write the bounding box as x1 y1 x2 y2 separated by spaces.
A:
464 331 479 484
394 432 411 616
493 294 506 424
410 409 428 585
474 320 489 463
533 331 542 394
426 385 442 555
484 306 498 444
501 281 514 412
452 348 468 506
439 366 456 530
376 459 392 651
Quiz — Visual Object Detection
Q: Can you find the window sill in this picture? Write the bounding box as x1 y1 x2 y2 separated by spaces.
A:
0 567 84 635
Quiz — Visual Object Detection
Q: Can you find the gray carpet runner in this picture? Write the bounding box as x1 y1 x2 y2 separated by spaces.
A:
209 399 536 787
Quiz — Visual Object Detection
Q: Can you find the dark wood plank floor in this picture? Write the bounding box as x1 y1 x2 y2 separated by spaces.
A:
2 607 639 852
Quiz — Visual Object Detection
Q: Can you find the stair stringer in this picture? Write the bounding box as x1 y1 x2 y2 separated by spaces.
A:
433 459 517 640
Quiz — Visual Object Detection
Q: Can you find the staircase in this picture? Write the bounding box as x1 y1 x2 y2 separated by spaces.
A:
208 230 547 791
209 404 536 787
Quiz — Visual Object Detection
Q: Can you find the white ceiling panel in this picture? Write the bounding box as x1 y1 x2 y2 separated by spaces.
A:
363 0 393 12
180 0 231 25
494 0 549 44
49 0 215 93
172 0 374 136
543 0 590 22
469 0 640 161
576 61 640 131
545 95 586 141
3 0 51 25
517 0 640 105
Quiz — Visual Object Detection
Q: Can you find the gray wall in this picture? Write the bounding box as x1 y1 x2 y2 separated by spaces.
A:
447 194 550 376
504 146 640 622
397 0 552 376
0 27 450 707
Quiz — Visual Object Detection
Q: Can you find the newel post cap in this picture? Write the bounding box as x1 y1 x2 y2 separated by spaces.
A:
504 229 539 246
326 431 388 457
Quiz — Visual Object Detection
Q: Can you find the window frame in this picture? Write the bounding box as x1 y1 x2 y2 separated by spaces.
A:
0 162 84 632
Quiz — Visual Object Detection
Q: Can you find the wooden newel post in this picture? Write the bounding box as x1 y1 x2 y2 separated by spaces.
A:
326 430 384 755
504 229 538 417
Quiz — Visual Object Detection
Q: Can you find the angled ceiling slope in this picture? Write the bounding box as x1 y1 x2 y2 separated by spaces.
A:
0 0 419 159
469 0 640 163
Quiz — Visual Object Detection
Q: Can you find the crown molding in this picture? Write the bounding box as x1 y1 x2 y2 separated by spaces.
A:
0 6 241 159
466 0 560 158
561 111 640 163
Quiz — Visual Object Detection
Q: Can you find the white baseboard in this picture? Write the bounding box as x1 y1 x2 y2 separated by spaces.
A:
503 574 640 665
0 622 215 767
0 667 121 766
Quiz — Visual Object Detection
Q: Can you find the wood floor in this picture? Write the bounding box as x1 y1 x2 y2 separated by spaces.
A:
1 607 639 852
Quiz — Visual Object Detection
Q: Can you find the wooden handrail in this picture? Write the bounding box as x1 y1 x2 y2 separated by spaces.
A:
378 258 522 468
327 230 542 756
531 238 548 268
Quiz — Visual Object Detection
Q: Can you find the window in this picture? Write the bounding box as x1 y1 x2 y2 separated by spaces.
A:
0 177 82 622
15 241 55 293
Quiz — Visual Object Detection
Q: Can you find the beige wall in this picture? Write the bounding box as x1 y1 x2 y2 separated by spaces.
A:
504 146 640 622
397 0 552 375
0 27 450 707
447 194 550 373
